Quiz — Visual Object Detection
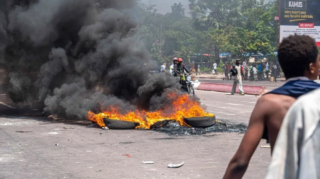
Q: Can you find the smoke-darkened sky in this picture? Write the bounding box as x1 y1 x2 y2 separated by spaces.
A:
140 0 190 15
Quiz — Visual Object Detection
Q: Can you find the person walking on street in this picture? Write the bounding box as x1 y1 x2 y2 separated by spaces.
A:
228 63 232 80
224 62 229 80
197 64 201 75
257 63 263 80
231 60 245 95
265 61 270 80
213 62 217 75
272 62 278 82
160 63 166 73
252 65 258 81
249 64 254 81
242 61 248 80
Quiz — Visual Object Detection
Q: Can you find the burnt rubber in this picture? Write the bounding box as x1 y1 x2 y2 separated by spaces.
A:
103 118 139 129
150 120 174 129
184 116 216 128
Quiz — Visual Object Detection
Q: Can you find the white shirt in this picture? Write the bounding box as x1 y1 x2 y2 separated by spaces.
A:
169 64 174 74
252 67 257 75
265 88 320 179
273 64 278 70
265 62 269 71
213 63 217 70
160 65 165 72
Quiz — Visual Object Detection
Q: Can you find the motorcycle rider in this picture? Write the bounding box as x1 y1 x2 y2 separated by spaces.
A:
174 58 192 93
174 58 190 77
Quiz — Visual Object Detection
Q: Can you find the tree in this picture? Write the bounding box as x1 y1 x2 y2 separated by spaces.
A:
171 2 185 17
189 0 244 30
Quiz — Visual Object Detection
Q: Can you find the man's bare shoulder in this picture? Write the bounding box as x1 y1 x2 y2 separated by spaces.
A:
257 94 296 112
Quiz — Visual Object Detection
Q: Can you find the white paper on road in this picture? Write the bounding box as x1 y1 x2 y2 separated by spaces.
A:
142 161 154 164
168 162 184 168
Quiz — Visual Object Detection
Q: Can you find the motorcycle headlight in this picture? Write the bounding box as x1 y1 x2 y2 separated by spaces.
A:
187 76 191 81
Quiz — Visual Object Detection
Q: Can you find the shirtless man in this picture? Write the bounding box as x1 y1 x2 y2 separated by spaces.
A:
223 35 320 179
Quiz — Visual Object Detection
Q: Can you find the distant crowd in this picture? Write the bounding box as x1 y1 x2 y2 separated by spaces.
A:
223 60 281 82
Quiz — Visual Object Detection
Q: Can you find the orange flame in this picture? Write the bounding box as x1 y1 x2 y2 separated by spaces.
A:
87 92 214 129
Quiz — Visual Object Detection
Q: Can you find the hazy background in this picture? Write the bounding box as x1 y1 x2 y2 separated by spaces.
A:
140 0 190 15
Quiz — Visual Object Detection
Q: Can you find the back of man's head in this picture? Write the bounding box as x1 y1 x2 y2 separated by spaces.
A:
278 35 319 79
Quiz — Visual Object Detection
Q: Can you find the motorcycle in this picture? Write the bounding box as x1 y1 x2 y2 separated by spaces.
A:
180 73 195 96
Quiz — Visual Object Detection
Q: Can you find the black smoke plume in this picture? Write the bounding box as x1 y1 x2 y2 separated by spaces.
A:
0 0 182 119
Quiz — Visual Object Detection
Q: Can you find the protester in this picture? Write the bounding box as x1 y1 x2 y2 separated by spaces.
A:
272 62 279 82
265 60 270 80
265 88 320 179
224 62 229 80
170 58 178 75
228 63 232 80
174 58 190 77
213 62 217 75
243 61 248 80
160 63 166 72
252 64 258 81
230 60 245 95
223 35 320 179
257 62 263 80
197 64 201 75
248 64 253 81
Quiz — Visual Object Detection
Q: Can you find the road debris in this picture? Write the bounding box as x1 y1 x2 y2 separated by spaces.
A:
102 126 109 130
0 122 13 126
16 131 32 133
122 154 132 158
168 162 184 168
261 144 271 148
142 161 154 164
48 115 64 121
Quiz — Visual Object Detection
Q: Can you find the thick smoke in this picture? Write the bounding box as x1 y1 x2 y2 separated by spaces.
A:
0 0 181 119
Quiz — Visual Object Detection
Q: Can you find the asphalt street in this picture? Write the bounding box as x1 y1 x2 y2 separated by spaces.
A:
195 90 258 124
0 90 272 179
198 79 285 91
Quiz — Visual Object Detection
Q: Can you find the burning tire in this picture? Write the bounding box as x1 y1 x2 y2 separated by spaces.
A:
184 116 216 128
103 118 139 129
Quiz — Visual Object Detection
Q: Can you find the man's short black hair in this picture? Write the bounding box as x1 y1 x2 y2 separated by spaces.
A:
278 35 318 79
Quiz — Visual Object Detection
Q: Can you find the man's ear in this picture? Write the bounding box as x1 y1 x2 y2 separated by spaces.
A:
309 62 316 74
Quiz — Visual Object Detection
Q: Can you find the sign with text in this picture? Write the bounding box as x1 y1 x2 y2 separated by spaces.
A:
280 0 320 46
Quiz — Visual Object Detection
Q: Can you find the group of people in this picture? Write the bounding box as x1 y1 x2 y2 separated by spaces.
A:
224 60 281 82
223 34 320 178
169 57 190 77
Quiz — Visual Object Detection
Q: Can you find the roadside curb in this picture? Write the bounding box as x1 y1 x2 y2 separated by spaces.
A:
195 76 224 80
195 76 286 82
196 82 267 95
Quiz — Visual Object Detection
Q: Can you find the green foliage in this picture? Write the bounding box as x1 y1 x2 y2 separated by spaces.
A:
216 67 224 73
200 67 212 73
136 0 277 65
218 61 224 68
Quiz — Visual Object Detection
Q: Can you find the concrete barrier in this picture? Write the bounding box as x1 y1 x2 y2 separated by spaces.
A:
197 82 266 95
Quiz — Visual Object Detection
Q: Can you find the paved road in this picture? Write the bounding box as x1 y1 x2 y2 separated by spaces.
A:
196 90 258 124
198 79 285 91
0 90 272 179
